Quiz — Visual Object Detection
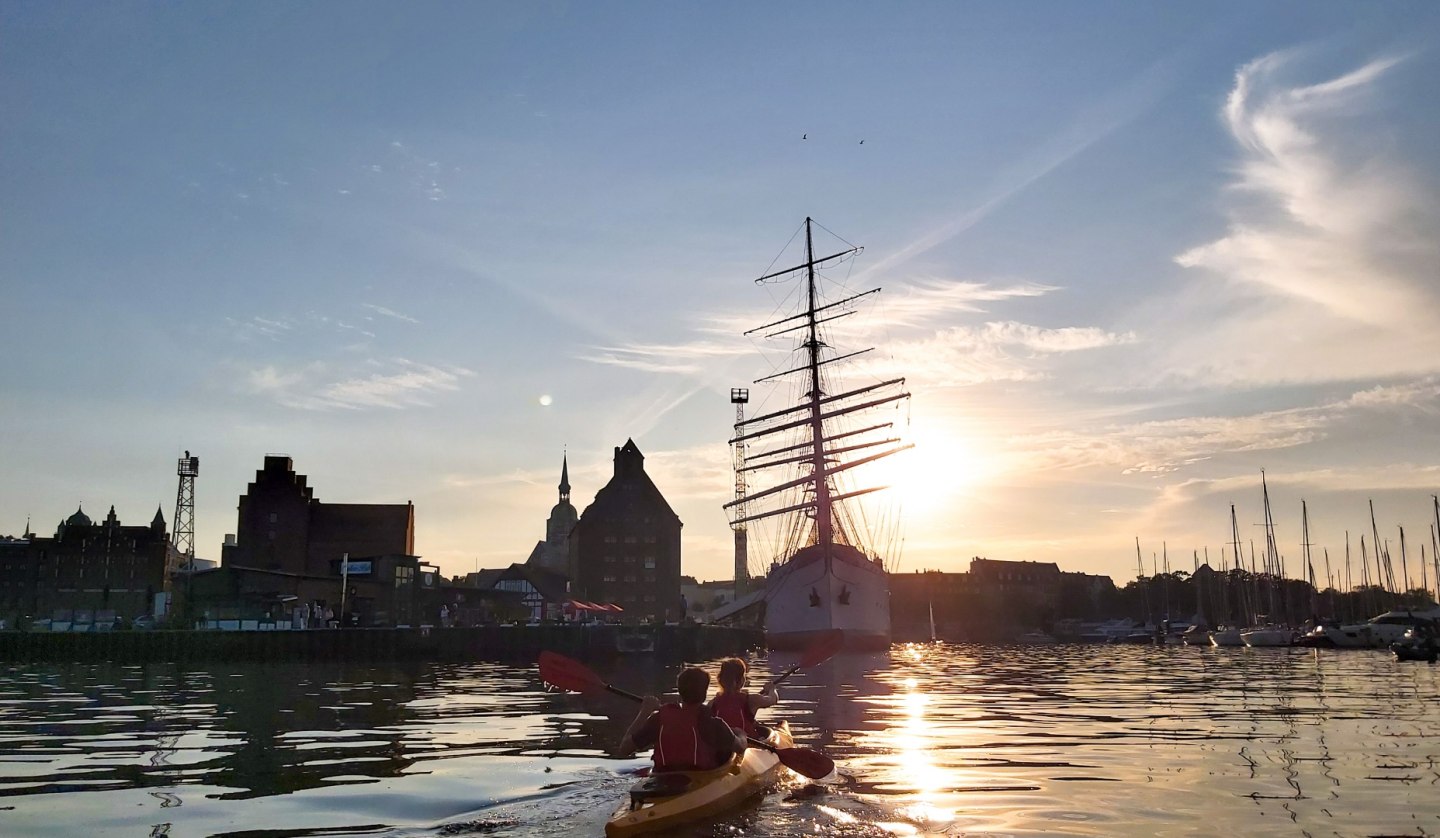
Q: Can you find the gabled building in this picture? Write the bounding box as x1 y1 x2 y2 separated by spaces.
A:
568 439 682 622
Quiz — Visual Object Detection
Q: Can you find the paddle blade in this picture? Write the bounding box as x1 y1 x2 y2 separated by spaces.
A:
798 629 846 668
538 651 605 695
775 746 835 780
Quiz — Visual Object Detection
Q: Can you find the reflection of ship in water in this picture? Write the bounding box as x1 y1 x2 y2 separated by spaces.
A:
760 649 893 753
726 218 912 653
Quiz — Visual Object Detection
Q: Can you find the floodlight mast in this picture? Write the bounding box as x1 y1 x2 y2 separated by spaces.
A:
731 387 750 594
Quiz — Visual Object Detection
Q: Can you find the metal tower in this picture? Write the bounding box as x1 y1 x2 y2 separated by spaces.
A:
173 451 199 565
730 388 750 595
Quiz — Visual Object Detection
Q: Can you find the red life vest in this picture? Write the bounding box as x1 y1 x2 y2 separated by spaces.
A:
710 690 757 737
653 703 721 772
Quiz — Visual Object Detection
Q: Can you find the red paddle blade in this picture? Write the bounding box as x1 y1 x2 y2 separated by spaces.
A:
798 629 846 668
775 746 835 780
538 651 605 695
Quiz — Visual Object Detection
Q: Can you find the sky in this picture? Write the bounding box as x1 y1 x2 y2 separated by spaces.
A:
3 1 1440 591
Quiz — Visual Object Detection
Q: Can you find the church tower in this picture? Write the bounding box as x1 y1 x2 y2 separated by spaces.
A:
529 454 578 572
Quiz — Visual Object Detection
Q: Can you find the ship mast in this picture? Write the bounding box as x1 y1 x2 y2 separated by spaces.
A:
723 217 913 556
802 219 835 547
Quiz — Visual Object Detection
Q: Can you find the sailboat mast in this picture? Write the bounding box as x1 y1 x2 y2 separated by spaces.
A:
802 218 835 548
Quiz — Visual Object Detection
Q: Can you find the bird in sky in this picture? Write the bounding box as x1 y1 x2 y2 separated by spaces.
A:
802 133 807 139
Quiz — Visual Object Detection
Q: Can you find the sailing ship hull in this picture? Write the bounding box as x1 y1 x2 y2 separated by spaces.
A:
763 543 890 651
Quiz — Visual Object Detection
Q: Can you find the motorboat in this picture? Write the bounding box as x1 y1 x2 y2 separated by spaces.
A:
1322 607 1440 649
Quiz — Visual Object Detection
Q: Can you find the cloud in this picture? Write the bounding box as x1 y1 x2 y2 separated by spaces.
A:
866 279 1058 329
868 320 1136 386
361 303 421 324
581 339 748 375
245 358 473 410
1015 377 1440 477
1159 50 1440 386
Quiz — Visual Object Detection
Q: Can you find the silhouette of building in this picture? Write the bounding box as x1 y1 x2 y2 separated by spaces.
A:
221 455 414 575
525 455 577 572
0 505 179 626
193 455 425 626
568 439 682 621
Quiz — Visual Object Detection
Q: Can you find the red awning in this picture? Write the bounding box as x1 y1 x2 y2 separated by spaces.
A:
603 603 624 612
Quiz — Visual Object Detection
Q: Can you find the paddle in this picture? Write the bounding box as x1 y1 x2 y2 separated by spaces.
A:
537 651 835 780
767 629 845 689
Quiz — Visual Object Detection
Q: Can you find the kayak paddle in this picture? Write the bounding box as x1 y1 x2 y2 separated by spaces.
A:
537 651 835 781
767 629 845 689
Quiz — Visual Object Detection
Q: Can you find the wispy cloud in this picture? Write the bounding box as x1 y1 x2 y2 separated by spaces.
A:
1157 49 1440 386
867 279 1058 329
245 358 474 410
861 48 1187 280
582 339 747 375
1014 377 1440 477
868 320 1136 386
361 303 421 324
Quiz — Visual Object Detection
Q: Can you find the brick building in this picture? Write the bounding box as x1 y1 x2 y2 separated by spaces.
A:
0 505 179 626
568 439 682 621
221 455 414 575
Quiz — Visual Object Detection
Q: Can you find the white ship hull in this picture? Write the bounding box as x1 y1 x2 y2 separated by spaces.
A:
1209 627 1246 647
1241 626 1295 647
763 543 890 651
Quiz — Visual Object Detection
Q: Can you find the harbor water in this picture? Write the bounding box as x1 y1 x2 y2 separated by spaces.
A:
1 643 1437 837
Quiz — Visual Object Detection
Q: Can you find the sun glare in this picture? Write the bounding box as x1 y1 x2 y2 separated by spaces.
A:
865 424 989 517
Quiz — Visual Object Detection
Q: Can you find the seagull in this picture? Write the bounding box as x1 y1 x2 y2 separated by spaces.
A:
859 140 864 144
802 134 807 140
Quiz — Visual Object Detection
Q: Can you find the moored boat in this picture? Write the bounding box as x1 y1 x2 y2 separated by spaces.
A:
606 721 794 837
1324 607 1440 649
1240 625 1296 647
1209 627 1246 647
726 218 911 652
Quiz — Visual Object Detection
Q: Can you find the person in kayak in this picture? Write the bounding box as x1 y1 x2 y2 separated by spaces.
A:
710 657 778 739
618 666 745 772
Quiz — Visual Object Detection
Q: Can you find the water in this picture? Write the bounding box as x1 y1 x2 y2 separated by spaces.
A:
1 644 1437 837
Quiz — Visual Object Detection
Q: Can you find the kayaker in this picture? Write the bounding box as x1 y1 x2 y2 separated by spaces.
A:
709 657 777 739
618 666 745 772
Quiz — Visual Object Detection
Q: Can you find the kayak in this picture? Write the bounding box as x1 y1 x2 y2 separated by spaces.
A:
605 721 794 837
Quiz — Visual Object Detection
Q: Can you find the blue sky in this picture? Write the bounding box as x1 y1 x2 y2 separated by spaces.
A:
4 2 1439 589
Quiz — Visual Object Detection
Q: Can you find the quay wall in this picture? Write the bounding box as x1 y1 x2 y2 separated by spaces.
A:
0 624 763 664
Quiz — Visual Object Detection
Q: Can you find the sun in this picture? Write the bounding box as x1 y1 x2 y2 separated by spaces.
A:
861 423 988 517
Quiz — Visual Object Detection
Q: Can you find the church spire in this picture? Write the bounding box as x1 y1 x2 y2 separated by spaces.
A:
559 453 571 504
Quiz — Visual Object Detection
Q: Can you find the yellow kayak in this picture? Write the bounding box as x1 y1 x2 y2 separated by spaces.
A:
605 721 794 837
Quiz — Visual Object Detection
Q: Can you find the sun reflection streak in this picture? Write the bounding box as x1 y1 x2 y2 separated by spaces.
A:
877 661 956 828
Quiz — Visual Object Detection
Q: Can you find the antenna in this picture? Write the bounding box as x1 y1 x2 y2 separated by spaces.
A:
731 387 750 594
173 450 199 567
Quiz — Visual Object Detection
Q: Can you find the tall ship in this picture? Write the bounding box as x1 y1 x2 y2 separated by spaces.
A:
724 218 912 651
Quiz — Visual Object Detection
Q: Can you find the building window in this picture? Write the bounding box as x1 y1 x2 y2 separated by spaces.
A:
603 535 617 543
603 574 617 582
624 535 636 543
644 557 655 569
269 513 278 523
604 555 616 563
